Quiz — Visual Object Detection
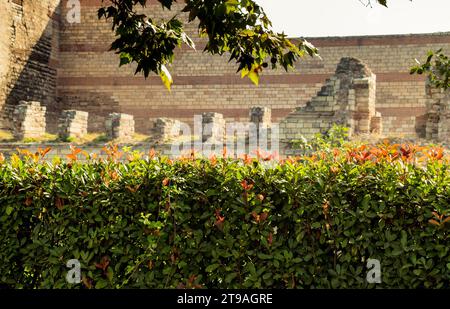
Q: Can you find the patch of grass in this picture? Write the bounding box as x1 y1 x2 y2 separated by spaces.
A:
58 136 76 143
103 133 152 144
57 133 109 145
91 133 152 144
89 134 109 144
0 130 14 142
350 133 386 146
78 133 108 144
22 133 58 143
133 133 151 143
153 134 201 144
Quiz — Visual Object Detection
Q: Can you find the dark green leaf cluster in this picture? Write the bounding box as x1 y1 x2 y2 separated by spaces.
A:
0 150 449 288
98 0 195 89
292 124 350 156
98 0 319 88
411 49 450 90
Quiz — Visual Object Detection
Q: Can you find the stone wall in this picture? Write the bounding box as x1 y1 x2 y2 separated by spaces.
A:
425 81 450 142
0 0 60 132
56 0 450 137
12 101 46 140
0 0 449 139
279 58 379 141
0 1 12 107
58 110 89 139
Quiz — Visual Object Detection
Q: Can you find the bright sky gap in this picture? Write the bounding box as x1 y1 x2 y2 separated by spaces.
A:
254 0 450 37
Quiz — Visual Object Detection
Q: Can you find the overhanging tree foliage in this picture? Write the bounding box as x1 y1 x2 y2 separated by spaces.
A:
411 50 450 90
98 0 320 89
99 0 449 90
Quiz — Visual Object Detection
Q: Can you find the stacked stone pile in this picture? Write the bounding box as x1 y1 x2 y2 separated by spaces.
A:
12 101 46 140
202 112 226 143
425 82 449 142
153 118 182 141
58 110 88 140
105 113 135 140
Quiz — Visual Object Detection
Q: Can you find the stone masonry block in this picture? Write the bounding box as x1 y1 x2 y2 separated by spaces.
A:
105 113 135 140
249 106 272 125
12 101 46 140
202 112 225 143
153 117 182 140
58 110 88 139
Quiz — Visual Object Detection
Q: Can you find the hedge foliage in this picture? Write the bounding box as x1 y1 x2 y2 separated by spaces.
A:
0 143 449 289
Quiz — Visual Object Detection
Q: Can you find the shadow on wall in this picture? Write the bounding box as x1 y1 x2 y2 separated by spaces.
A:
1 0 121 135
52 0 122 134
1 1 60 133
415 114 427 138
47 0 120 132
57 90 121 133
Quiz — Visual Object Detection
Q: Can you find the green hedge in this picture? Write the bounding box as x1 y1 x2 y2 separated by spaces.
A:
0 145 449 288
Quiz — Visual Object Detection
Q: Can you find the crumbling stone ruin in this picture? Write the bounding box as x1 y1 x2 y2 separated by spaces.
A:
202 112 226 143
279 57 382 142
249 106 273 143
0 0 60 133
153 118 183 141
0 1 449 139
105 113 135 140
58 110 88 140
250 107 272 126
12 101 46 140
425 81 450 143
0 0 446 150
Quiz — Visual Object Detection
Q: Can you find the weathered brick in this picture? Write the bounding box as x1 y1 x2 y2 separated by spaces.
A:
0 0 449 140
58 110 88 139
12 101 46 140
105 113 135 140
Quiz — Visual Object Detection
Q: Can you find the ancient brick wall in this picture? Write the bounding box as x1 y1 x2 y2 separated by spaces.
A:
0 0 60 132
1 0 449 139
425 82 450 143
56 0 450 137
280 58 380 141
0 0 15 127
0 1 11 103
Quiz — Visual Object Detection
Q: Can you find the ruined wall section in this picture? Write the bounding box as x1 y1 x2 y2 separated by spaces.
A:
0 0 15 127
57 0 450 136
425 81 450 143
0 0 60 132
279 58 380 141
0 0 448 138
